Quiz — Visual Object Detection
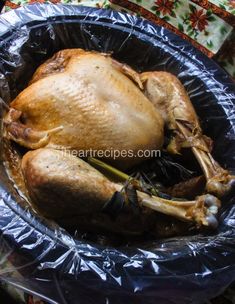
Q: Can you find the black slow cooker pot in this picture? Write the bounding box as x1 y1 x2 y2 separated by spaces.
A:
0 4 234 304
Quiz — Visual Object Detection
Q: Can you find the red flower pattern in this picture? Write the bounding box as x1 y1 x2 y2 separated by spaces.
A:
189 9 209 31
155 0 174 16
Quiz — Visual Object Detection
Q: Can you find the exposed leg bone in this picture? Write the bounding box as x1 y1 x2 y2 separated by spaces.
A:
176 119 234 197
141 71 235 197
3 108 63 149
137 190 220 228
22 148 220 228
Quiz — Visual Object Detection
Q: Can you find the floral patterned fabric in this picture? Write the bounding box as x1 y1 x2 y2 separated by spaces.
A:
109 0 235 78
111 0 233 56
3 0 234 77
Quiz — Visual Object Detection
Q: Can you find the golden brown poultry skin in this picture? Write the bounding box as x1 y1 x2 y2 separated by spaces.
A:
21 148 119 218
21 148 156 236
9 49 164 169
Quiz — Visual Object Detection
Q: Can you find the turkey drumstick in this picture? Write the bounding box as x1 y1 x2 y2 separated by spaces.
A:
21 149 220 228
141 71 235 198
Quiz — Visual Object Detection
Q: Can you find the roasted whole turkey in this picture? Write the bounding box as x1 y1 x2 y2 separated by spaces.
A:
3 49 235 235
